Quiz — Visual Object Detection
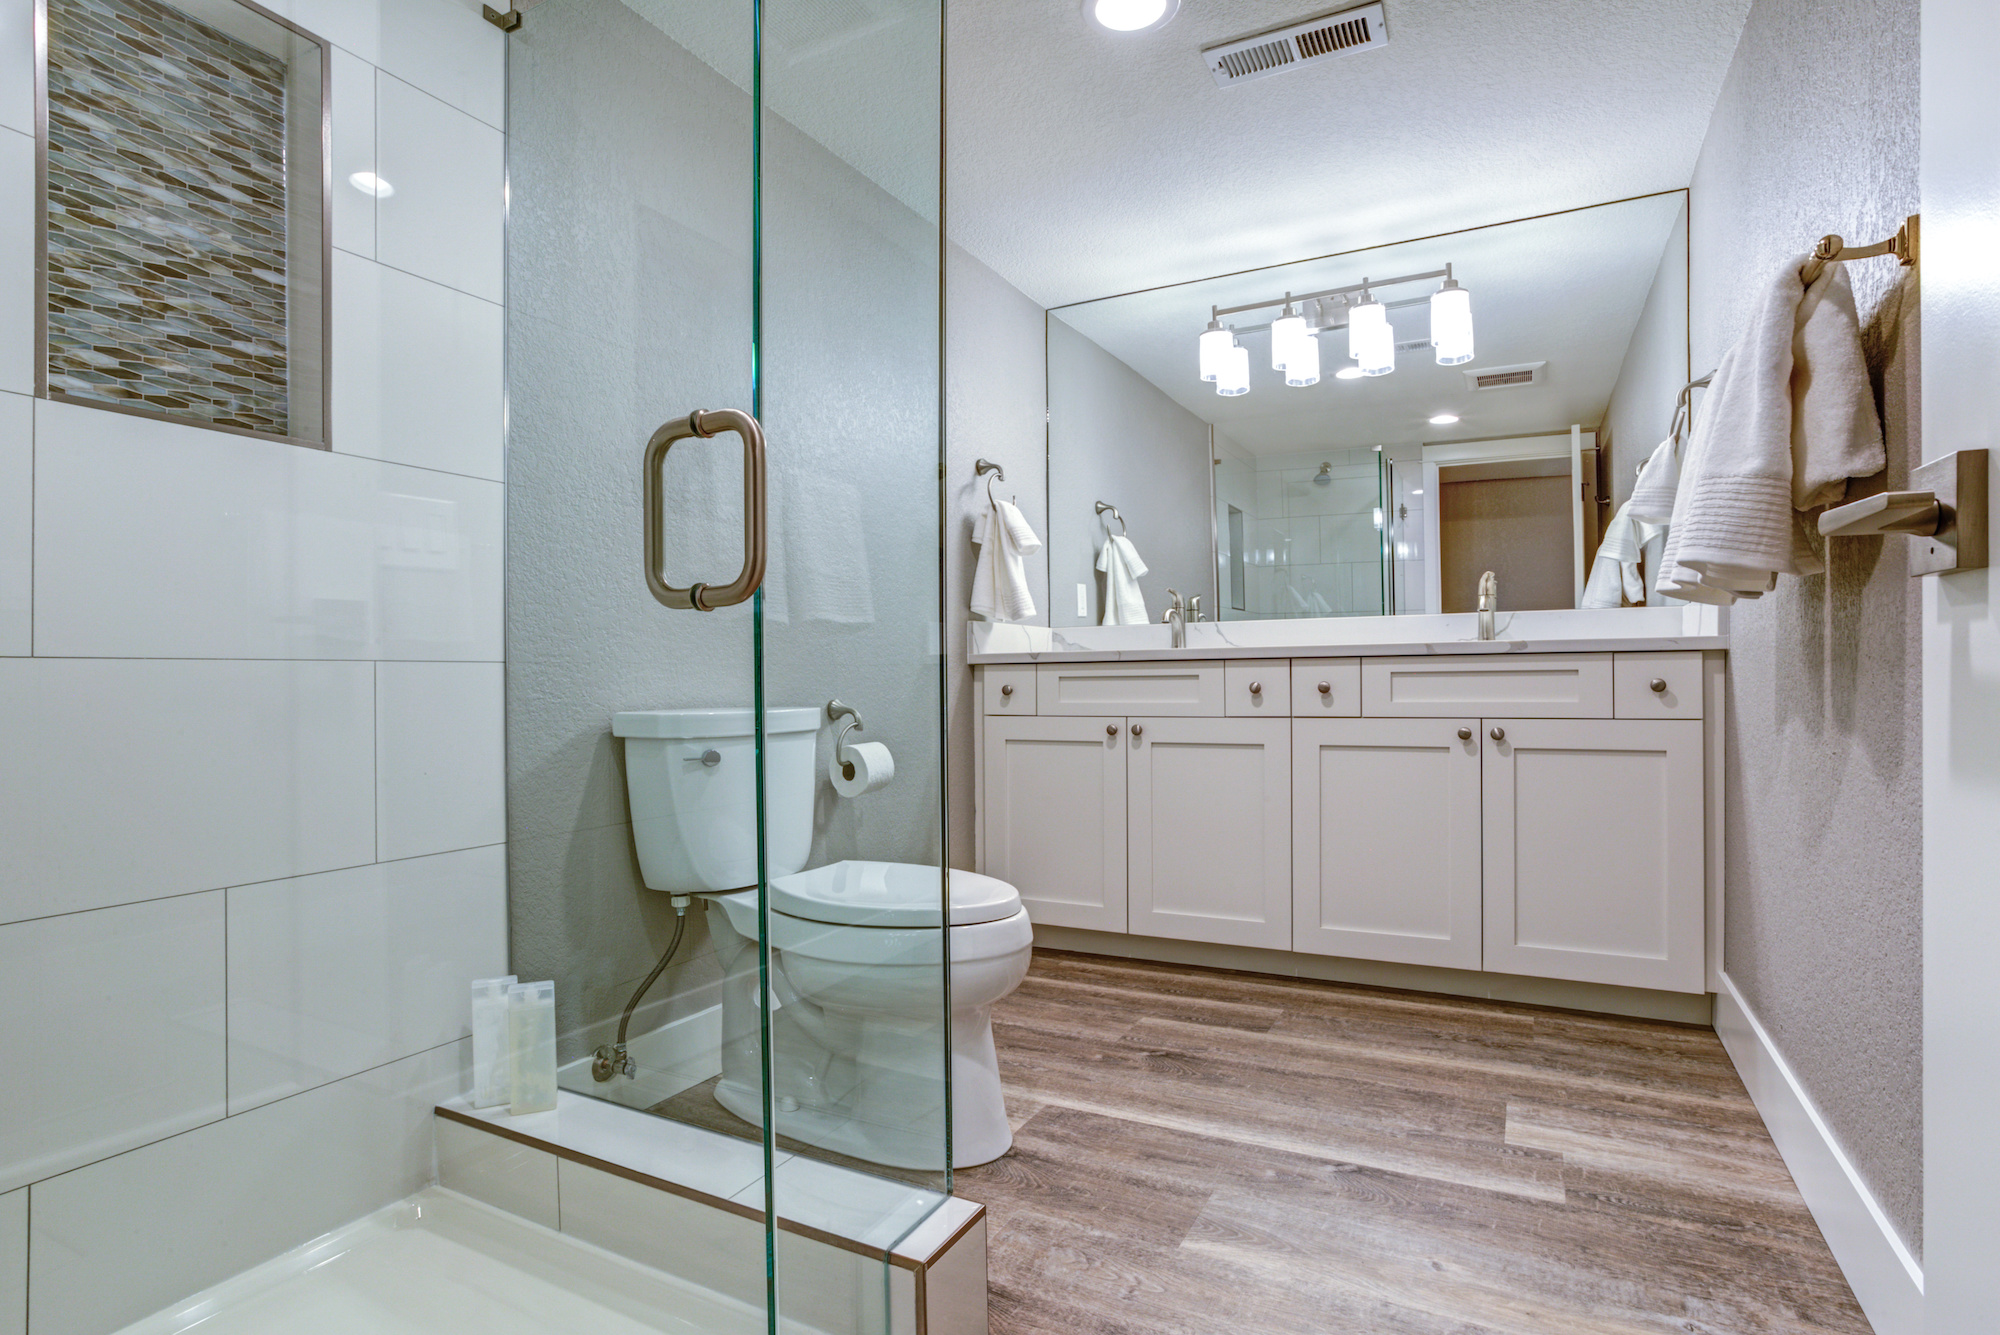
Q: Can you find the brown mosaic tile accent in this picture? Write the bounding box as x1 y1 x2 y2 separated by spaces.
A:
45 0 299 436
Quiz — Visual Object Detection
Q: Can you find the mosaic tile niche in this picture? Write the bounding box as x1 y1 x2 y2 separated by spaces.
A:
43 0 327 443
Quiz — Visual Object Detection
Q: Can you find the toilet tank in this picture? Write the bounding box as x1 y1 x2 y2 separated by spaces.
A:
612 708 820 893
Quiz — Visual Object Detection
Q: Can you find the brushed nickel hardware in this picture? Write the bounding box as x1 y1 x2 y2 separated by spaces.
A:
827 700 869 781
482 5 522 31
1162 590 1187 648
700 749 721 768
1489 726 1506 741
1800 214 1918 286
1458 727 1473 741
1096 500 1128 534
1318 681 1331 695
1817 449 1986 576
975 458 1006 504
1650 678 1668 693
1106 724 1118 737
1131 724 1145 738
1249 681 1262 695
1000 683 1014 696
643 409 767 610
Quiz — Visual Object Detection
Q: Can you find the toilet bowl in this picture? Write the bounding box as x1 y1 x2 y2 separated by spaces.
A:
611 708 1034 1170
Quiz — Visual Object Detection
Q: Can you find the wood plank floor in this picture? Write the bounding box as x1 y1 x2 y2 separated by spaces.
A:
956 949 1871 1335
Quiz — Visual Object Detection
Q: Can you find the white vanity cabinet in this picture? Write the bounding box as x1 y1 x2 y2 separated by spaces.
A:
1128 717 1291 950
975 649 1719 997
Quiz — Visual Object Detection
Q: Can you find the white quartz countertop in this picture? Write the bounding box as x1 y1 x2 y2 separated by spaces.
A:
968 606 1728 664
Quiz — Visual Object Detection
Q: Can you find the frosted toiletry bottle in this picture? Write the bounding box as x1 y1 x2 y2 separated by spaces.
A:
469 975 517 1108
507 980 558 1114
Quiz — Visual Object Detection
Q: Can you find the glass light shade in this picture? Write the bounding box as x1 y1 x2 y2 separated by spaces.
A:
1334 365 1366 380
1284 332 1320 386
1352 302 1395 376
1216 343 1250 396
1198 326 1233 382
1431 284 1474 365
1270 312 1308 371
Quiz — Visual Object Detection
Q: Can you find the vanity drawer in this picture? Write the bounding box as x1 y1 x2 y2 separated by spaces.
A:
1036 662 1225 716
1362 654 1614 719
1614 652 1703 719
1290 658 1362 716
1226 660 1291 716
983 665 1037 715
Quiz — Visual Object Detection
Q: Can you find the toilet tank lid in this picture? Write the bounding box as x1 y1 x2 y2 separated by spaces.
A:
770 861 1022 928
612 707 821 739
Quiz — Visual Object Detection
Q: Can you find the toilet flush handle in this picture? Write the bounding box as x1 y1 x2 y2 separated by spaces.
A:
701 749 722 767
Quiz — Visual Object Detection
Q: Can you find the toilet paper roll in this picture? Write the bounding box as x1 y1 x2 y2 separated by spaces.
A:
831 741 895 797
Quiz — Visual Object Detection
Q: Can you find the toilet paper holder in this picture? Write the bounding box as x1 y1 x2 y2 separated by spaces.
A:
826 699 866 781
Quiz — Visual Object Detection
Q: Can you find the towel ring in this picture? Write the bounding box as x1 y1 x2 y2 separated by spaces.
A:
975 458 1006 504
1096 500 1127 534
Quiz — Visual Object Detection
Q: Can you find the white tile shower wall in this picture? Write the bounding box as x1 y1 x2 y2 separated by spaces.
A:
0 4 506 1327
226 846 507 1115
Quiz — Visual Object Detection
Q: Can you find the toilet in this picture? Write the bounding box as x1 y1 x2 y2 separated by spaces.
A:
611 707 1033 1169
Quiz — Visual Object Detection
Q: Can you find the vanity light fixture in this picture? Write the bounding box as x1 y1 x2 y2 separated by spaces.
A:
1215 343 1251 396
1428 412 1460 425
1088 0 1179 32
1270 299 1309 371
1198 315 1233 382
1431 267 1475 364
1349 290 1394 376
1334 365 1366 380
1285 332 1321 387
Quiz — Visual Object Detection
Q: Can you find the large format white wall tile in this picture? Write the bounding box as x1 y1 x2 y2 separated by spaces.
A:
0 128 31 398
332 251 504 480
329 48 378 259
0 894 226 1194
0 392 26 655
379 0 505 131
32 399 503 660
0 1187 22 1335
377 661 506 861
227 846 505 1114
0 658 375 923
28 1040 464 1335
0 0 30 136
377 74 504 304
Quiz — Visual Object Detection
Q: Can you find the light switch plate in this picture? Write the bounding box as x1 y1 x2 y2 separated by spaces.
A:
1076 583 1089 617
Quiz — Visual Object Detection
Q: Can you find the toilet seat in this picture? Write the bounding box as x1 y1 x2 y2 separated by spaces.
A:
714 888 1032 964
768 860 1020 928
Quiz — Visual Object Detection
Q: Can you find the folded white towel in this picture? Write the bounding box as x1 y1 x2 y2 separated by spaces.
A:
970 497 1041 622
1658 259 1883 603
1628 436 1680 524
1097 534 1149 625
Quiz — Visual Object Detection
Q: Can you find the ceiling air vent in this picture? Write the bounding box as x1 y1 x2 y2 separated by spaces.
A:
1203 3 1389 89
1464 362 1547 391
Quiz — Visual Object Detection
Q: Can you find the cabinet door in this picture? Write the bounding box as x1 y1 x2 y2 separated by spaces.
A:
1482 718 1705 992
982 716 1127 932
1292 717 1483 969
1128 717 1291 950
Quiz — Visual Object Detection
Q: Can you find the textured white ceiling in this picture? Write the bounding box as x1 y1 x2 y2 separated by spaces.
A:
948 0 1749 307
1052 193 1686 454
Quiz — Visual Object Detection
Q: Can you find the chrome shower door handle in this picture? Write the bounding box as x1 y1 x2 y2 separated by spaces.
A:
643 408 768 611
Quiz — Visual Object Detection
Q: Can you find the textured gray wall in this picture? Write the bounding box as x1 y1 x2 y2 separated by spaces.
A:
1689 0 1923 1255
506 0 942 1057
1046 315 1215 627
943 245 1049 869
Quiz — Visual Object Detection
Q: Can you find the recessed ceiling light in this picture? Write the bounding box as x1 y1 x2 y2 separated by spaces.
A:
348 171 394 198
1334 366 1366 380
1428 412 1460 425
1088 0 1179 32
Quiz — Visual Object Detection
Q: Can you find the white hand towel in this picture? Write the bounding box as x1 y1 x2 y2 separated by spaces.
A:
1096 534 1149 625
1657 259 1883 603
970 498 1041 622
1627 436 1680 524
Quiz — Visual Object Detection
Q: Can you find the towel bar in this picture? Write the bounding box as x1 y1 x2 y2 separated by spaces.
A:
1801 215 1918 286
1818 449 1986 575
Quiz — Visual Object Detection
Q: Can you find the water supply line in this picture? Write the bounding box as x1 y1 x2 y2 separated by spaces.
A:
591 892 691 1082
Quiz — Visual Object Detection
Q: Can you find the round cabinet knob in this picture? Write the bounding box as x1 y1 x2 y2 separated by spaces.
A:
1649 677 1668 694
1131 724 1145 738
1457 727 1473 741
1106 724 1118 737
1317 681 1332 695
1000 683 1014 697
1249 682 1262 696
1489 726 1506 742
701 749 722 768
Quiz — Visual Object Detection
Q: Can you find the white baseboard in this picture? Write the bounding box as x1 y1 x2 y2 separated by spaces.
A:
556 1004 723 1112
1714 974 1922 1333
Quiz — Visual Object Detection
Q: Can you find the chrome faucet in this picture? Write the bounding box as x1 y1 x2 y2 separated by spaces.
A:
1188 594 1203 622
1477 570 1498 640
1162 589 1187 648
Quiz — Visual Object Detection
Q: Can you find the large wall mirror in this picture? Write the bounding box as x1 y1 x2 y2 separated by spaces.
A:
1046 192 1689 624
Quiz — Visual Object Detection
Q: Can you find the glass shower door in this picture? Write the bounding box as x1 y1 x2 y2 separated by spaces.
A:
505 2 946 1333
